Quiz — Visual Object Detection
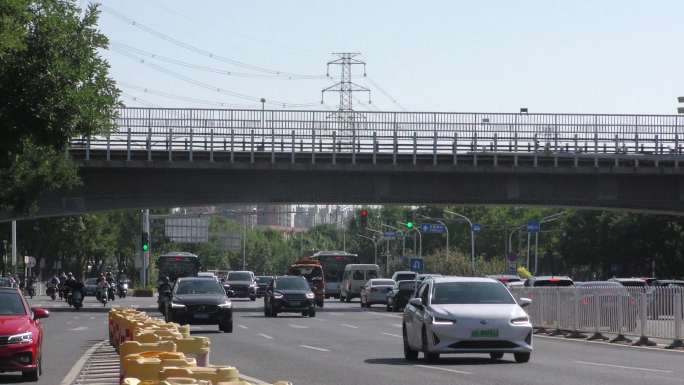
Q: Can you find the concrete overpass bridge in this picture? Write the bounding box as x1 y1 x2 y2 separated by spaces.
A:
6 107 684 220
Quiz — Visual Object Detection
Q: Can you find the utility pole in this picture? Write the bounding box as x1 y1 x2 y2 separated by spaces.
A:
321 53 371 146
11 221 17 274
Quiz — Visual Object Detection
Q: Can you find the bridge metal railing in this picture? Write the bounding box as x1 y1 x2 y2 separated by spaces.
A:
70 107 684 161
510 286 684 347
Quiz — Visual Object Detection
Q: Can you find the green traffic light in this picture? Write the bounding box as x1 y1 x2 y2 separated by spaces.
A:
406 222 414 229
143 244 149 252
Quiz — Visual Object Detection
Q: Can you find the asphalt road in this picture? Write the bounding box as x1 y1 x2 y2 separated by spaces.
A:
4 295 683 385
206 298 684 385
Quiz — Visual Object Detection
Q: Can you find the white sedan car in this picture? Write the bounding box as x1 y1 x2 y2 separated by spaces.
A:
403 276 533 363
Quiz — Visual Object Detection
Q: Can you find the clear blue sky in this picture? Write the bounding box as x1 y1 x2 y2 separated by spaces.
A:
94 0 684 113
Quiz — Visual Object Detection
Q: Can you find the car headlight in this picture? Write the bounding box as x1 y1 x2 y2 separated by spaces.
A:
305 292 315 299
122 283 128 289
7 332 33 344
510 316 529 325
218 301 232 308
273 292 284 299
170 302 186 309
432 316 455 325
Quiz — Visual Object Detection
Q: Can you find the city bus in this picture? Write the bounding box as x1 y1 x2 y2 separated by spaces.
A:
310 251 359 298
157 252 201 282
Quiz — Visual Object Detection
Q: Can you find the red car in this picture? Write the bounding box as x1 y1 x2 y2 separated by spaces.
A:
0 287 49 381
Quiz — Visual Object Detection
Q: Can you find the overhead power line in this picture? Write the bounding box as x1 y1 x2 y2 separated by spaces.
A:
120 91 159 108
118 82 261 109
110 42 323 81
365 77 406 111
113 49 321 108
101 5 326 80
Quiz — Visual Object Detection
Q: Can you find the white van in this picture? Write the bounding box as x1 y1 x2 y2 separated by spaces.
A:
340 264 380 302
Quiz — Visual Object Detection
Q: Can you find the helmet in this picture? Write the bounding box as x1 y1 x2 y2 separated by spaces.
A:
162 276 170 284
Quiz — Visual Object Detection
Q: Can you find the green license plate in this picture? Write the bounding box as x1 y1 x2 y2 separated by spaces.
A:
471 329 499 338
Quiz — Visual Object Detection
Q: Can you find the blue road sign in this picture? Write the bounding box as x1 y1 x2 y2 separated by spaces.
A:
420 223 447 234
527 221 540 233
472 223 481 232
383 231 397 239
410 257 424 272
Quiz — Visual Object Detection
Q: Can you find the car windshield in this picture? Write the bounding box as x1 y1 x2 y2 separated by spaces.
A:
372 280 395 286
227 272 252 281
534 280 574 287
0 292 26 315
85 278 97 285
256 277 272 284
175 280 225 295
275 278 309 291
394 273 416 281
617 281 646 287
398 281 416 291
431 282 515 305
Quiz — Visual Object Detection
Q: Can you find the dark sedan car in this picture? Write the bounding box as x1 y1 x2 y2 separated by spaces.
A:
264 276 316 318
255 276 274 297
165 277 233 332
386 280 416 312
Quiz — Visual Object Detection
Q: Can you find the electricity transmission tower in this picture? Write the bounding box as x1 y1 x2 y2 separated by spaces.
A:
321 53 371 147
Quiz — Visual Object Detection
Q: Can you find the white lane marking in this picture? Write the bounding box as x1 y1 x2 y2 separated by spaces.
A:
328 312 343 316
69 326 88 331
382 332 401 338
258 333 274 340
238 324 249 329
392 323 403 328
574 361 672 374
299 344 330 352
289 324 309 329
59 340 106 385
247 312 261 317
89 316 95 320
340 323 358 329
415 364 471 375
371 312 402 318
66 321 74 325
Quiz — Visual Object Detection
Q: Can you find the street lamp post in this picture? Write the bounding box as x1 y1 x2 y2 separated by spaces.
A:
444 210 475 274
358 234 378 265
381 224 405 256
366 228 387 275
419 215 449 263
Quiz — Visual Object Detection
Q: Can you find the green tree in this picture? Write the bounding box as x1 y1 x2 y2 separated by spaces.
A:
0 0 119 214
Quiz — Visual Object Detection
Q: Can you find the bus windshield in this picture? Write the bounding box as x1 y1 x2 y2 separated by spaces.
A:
158 254 200 281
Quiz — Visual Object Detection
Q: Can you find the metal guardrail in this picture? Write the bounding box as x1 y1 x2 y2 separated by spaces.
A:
511 286 684 348
69 108 684 162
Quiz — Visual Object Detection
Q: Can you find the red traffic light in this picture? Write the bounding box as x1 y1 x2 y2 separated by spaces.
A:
360 209 369 217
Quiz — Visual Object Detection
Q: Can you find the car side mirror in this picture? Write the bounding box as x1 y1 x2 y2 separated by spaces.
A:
32 308 49 320
519 297 532 308
409 298 423 308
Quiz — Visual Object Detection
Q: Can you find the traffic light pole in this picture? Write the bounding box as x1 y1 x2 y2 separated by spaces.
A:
142 209 150 287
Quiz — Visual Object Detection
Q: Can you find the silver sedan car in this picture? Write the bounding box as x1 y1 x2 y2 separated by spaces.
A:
403 276 533 363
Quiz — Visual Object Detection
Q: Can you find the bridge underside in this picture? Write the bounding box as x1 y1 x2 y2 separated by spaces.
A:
5 153 684 220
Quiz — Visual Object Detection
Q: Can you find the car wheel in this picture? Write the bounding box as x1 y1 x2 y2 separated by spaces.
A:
490 352 504 360
339 295 345 302
250 296 256 301
309 308 316 317
346 296 351 303
514 353 531 363
422 327 439 362
219 318 233 333
403 325 418 361
302 311 308 317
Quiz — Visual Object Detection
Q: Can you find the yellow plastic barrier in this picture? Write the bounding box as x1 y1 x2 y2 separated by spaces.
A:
158 366 240 384
123 378 210 385
119 341 177 364
121 352 196 384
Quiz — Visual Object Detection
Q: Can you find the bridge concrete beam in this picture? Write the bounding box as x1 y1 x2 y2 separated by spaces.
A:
3 160 684 221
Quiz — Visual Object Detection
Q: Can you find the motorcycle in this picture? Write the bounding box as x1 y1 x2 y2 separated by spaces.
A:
117 281 129 298
46 283 57 300
26 282 36 299
71 289 83 311
107 285 116 302
158 284 172 314
96 285 109 306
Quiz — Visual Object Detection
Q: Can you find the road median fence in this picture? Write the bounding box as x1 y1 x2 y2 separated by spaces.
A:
510 286 684 349
108 307 293 385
